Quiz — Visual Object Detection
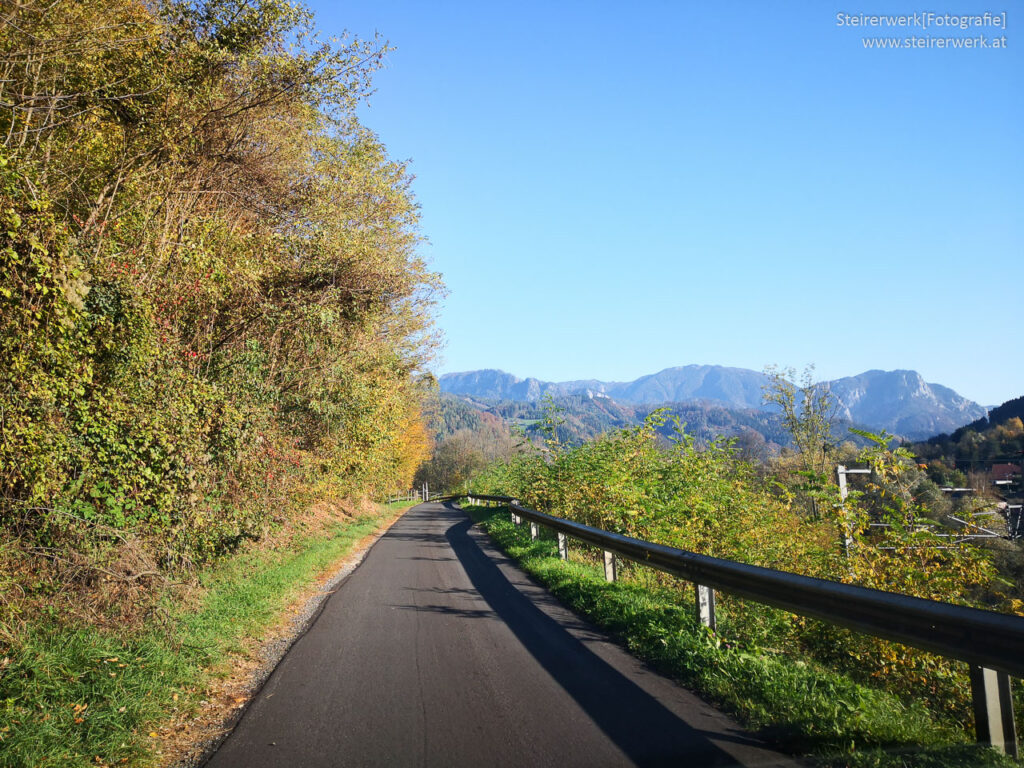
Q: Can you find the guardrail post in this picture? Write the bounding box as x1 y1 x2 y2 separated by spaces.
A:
603 551 617 582
971 665 1017 757
695 584 716 631
530 522 539 541
557 532 568 560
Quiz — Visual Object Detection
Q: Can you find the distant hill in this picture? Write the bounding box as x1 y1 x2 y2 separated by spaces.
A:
941 395 1024 443
436 369 557 402
440 391 791 452
439 366 986 441
827 370 986 440
437 365 767 408
915 394 1024 474
601 365 768 408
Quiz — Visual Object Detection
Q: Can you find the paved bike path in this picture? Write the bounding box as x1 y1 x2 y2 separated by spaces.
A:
203 502 799 767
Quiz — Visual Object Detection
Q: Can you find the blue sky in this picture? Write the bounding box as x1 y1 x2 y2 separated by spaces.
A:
310 1 1022 406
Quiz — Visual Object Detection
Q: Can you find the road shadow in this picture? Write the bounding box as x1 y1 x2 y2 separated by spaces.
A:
445 514 753 767
390 603 499 620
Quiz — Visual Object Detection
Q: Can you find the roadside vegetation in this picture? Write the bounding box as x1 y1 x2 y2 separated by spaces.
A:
468 503 1013 767
466 368 1024 761
1 0 436 587
1 1 435 763
0 501 404 767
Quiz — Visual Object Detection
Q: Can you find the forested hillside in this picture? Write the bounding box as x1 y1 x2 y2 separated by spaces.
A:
913 395 1024 487
919 396 1024 464
436 391 824 454
478 394 794 450
1 0 436 608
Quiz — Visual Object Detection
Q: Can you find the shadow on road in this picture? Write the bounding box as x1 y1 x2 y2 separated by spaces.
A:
445 511 748 767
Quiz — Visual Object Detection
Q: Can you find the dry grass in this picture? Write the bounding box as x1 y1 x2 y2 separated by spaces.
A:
1 496 383 637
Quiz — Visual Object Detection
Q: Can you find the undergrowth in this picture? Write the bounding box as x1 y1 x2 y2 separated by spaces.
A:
0 504 406 767
467 505 1015 768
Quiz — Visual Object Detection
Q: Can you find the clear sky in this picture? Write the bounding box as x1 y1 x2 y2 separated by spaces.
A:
308 1 1022 406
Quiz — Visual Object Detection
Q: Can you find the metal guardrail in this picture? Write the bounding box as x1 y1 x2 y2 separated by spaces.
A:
448 493 1023 756
385 484 435 505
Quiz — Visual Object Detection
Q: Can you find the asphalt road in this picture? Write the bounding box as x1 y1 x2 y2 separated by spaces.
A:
203 502 800 768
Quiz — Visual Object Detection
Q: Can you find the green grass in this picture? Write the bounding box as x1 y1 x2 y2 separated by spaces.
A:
384 499 422 511
466 505 1016 768
0 505 403 767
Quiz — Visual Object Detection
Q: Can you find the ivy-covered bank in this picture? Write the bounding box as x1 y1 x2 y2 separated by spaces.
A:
1 0 436 614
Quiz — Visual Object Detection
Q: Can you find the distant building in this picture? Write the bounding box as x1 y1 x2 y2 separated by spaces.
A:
991 462 1023 539
992 463 1022 483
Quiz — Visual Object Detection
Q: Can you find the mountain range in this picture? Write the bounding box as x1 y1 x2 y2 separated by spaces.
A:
439 366 987 441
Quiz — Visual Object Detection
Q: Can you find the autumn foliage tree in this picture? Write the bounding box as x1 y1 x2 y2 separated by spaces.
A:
0 0 438 579
762 364 840 519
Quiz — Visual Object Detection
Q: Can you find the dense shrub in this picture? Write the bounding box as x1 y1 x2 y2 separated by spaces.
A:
471 410 1015 732
0 0 436 610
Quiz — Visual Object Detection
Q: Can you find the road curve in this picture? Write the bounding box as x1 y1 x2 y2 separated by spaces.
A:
203 502 799 767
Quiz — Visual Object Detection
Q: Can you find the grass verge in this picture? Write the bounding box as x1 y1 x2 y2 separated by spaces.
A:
466 505 1015 768
0 501 413 768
